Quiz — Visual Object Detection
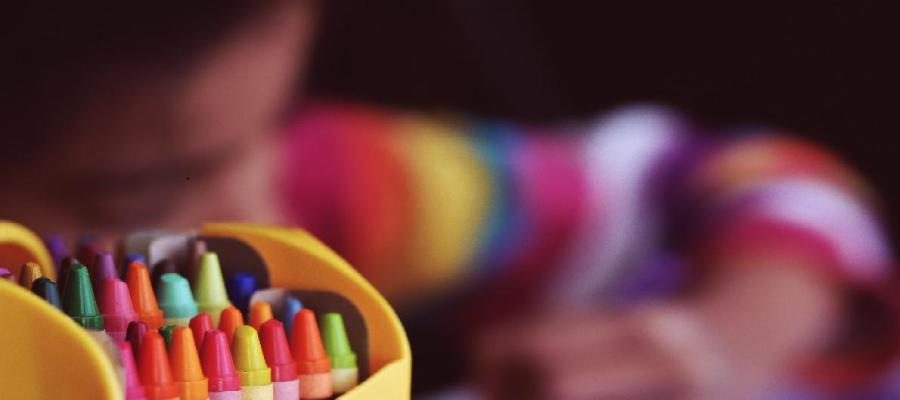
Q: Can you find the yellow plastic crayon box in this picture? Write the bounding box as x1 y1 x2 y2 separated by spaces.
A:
0 221 411 399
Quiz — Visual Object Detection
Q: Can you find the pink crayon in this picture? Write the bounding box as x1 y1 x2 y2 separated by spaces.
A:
101 278 138 341
116 340 148 400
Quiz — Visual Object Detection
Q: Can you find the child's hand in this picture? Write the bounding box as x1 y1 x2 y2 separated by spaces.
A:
473 307 722 400
473 264 839 400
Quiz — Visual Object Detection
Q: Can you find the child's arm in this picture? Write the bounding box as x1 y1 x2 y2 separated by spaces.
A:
475 135 894 399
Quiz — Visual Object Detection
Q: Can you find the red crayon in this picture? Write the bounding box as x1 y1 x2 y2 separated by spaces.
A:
127 320 150 361
200 330 242 400
189 312 214 350
139 332 179 400
260 320 300 400
100 278 138 341
116 340 148 400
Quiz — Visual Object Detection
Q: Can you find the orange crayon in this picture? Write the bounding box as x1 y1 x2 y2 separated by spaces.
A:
249 302 273 330
169 327 209 400
218 306 244 345
290 309 332 399
127 261 164 330
139 332 180 400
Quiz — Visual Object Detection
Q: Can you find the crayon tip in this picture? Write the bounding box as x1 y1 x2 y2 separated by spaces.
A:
169 327 208 400
139 332 179 400
116 340 148 400
281 296 303 336
127 261 164 330
259 319 298 382
184 238 207 282
76 237 101 270
91 252 118 295
31 277 62 309
124 253 147 268
249 301 274 330
320 312 357 369
218 305 244 345
127 320 150 360
58 257 78 295
159 324 176 348
157 273 198 323
189 312 214 350
44 234 66 273
193 252 231 325
225 272 257 316
290 309 331 374
151 259 178 292
0 267 13 282
233 325 272 386
100 278 138 340
18 262 43 289
62 264 104 330
200 330 241 392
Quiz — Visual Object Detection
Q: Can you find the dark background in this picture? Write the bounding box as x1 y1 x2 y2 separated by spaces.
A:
306 0 900 242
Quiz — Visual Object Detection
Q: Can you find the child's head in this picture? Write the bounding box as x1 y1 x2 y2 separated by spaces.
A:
2 1 315 239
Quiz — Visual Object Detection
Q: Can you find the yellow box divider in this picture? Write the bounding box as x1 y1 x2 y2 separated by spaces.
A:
0 221 411 399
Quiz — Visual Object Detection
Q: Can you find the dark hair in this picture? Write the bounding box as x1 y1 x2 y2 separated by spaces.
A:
1 1 279 164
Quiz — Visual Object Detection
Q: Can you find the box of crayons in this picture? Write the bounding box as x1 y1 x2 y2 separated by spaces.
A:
0 221 411 399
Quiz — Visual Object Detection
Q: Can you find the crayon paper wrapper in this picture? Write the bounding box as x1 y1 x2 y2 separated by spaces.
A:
332 367 359 394
273 379 300 400
299 372 333 399
240 384 274 400
209 390 243 400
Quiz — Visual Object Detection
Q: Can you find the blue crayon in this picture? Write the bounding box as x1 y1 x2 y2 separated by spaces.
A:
226 272 257 316
280 296 303 336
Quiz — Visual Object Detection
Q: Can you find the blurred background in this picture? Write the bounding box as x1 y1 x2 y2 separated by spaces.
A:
304 0 899 237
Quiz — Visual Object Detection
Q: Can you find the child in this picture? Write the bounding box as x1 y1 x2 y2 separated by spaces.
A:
2 2 896 398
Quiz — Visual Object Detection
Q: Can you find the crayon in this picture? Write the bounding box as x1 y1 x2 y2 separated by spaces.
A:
77 236 101 269
280 296 303 336
226 272 257 316
127 261 165 330
200 330 242 400
31 277 61 309
116 340 148 400
0 267 13 282
127 320 150 360
290 309 332 399
91 252 118 296
185 238 207 283
190 312 214 350
219 306 244 345
44 234 66 274
152 259 178 292
62 264 104 330
233 326 274 400
249 301 274 331
18 262 43 289
259 320 300 400
58 257 78 295
125 253 147 265
100 278 138 340
159 324 176 347
320 312 359 394
193 252 232 325
170 327 209 400
139 332 180 400
157 273 199 326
